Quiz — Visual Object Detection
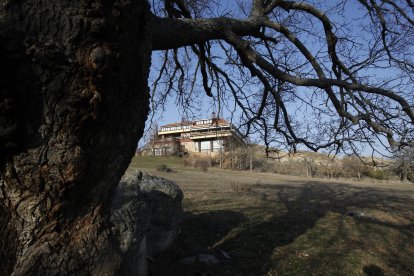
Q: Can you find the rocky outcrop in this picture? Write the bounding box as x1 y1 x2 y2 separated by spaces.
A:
110 170 183 275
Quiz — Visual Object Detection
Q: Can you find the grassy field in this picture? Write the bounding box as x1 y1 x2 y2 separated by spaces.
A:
128 156 414 276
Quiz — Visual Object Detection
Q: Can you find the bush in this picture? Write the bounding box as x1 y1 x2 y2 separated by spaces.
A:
194 158 209 172
408 172 414 183
316 163 342 178
257 161 275 173
366 168 388 180
341 156 371 179
156 164 172 172
183 155 212 172
273 160 308 177
183 156 191 167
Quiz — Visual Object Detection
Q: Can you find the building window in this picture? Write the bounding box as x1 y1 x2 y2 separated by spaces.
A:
212 140 223 152
200 141 210 152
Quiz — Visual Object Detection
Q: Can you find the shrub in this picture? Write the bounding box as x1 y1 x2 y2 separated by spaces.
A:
366 168 388 180
183 156 191 167
186 155 211 172
408 173 414 183
156 164 171 172
341 156 371 179
257 161 275 173
272 160 308 177
316 163 342 178
194 158 209 172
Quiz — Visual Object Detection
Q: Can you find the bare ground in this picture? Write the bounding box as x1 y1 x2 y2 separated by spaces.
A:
129 156 414 276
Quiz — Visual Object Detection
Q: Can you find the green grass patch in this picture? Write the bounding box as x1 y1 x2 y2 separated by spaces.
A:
130 156 184 170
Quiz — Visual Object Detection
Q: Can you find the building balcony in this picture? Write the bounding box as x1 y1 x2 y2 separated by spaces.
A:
189 130 233 139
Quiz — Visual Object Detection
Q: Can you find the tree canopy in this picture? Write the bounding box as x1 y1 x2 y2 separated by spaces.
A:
149 0 414 156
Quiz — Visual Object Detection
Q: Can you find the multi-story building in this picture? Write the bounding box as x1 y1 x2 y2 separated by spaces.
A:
142 116 245 156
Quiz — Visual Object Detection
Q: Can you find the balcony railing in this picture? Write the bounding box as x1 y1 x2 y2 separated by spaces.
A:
189 130 233 139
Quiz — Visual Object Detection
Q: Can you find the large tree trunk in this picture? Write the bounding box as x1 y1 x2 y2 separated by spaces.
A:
0 0 151 274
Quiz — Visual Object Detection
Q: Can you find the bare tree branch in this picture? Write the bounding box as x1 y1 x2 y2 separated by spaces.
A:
149 0 414 154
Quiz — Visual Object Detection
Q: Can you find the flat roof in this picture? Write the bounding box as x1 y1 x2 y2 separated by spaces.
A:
158 118 246 142
160 118 229 128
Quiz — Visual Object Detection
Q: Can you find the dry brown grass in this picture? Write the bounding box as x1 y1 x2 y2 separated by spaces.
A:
129 156 414 276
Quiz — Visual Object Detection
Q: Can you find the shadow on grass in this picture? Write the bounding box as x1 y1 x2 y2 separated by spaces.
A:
363 264 384 276
150 210 247 276
151 182 414 276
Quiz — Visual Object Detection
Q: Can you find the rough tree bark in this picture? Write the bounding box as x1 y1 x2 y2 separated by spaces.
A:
0 0 151 274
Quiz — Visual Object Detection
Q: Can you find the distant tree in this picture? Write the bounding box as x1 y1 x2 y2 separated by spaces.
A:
304 157 318 178
151 123 159 156
342 156 371 179
393 147 414 182
1 0 414 274
319 158 341 179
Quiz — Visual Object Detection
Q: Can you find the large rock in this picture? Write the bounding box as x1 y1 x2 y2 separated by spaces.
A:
111 171 149 276
139 173 184 257
110 170 183 275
